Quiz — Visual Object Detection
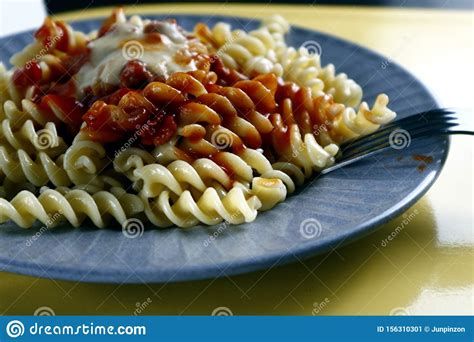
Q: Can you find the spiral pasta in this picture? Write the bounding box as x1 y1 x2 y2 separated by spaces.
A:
0 64 23 115
261 15 290 38
0 119 66 156
195 21 283 77
142 187 261 227
275 47 326 98
62 140 109 186
0 135 113 188
198 16 363 108
128 140 306 207
125 73 339 190
0 188 143 228
10 18 88 68
1 96 82 128
0 9 397 230
317 64 363 108
311 93 396 146
0 185 264 228
0 146 69 186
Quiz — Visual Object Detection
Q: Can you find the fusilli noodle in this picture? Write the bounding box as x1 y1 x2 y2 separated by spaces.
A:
0 64 23 115
0 188 143 228
197 16 363 108
0 9 397 229
0 119 66 155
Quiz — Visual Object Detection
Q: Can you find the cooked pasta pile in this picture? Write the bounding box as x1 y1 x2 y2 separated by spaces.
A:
0 8 396 229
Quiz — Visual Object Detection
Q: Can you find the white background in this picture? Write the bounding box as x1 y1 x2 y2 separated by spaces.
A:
0 0 46 37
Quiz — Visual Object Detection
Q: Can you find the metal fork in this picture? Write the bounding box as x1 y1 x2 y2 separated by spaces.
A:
321 108 473 174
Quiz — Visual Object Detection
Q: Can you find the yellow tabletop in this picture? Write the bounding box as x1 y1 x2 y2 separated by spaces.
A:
1 4 472 316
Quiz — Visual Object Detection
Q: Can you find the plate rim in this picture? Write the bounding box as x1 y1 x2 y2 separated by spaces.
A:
0 14 450 283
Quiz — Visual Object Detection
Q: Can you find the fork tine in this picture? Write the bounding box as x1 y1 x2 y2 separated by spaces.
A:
340 109 455 150
337 125 468 165
371 108 456 132
322 149 386 174
323 108 473 174
343 114 457 151
340 121 457 160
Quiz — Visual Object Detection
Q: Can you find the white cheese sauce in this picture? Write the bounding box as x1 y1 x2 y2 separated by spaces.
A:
75 21 198 97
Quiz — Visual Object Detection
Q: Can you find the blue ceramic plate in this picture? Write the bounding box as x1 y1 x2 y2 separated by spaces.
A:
0 15 448 283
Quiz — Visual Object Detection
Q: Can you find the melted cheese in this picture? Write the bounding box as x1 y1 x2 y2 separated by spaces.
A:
75 21 198 97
